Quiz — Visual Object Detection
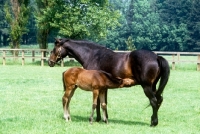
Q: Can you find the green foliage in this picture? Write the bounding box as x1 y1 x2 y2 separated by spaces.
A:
34 0 120 48
131 0 159 50
125 36 136 51
104 0 199 51
34 0 57 49
4 0 30 50
50 0 120 40
2 0 200 51
0 1 9 34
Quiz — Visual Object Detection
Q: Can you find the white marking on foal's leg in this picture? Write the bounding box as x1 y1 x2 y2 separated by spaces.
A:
63 112 71 122
89 103 97 124
63 99 71 121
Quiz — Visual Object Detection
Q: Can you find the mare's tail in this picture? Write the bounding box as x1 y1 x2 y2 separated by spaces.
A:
156 56 170 96
62 71 66 91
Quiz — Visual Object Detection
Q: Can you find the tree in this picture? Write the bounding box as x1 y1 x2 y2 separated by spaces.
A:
156 0 191 51
51 0 120 40
130 0 162 50
125 36 136 50
0 0 9 47
35 0 120 50
188 0 200 51
35 0 63 49
99 0 130 50
4 0 30 52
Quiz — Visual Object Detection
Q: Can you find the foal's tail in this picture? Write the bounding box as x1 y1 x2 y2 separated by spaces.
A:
156 56 170 96
62 71 66 91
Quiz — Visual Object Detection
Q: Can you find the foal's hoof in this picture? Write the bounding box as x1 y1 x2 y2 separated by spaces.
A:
89 117 93 124
63 116 71 122
103 119 108 124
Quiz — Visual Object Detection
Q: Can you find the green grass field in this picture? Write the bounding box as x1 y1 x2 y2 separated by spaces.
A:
0 65 200 134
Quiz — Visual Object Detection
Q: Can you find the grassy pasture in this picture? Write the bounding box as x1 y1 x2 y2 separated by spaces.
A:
0 65 200 134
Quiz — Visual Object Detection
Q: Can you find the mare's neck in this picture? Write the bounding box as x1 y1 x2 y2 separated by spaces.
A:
64 42 96 67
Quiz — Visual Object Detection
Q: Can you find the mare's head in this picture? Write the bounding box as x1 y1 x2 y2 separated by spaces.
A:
48 38 68 67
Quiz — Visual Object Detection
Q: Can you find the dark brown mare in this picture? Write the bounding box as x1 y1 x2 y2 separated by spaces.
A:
48 38 170 126
62 67 135 124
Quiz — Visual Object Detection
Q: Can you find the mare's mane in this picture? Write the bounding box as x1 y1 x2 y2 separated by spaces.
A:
59 38 108 50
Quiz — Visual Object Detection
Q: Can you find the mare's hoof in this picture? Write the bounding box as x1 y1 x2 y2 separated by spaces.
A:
150 120 158 127
95 117 101 122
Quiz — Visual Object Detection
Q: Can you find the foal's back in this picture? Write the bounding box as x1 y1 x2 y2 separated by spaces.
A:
63 67 123 91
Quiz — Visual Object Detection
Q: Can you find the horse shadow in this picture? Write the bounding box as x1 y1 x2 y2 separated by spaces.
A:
62 115 149 126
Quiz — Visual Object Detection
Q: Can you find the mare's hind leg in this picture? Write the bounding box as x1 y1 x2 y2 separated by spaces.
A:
142 85 159 126
99 90 108 124
62 85 77 121
152 77 163 109
89 89 99 124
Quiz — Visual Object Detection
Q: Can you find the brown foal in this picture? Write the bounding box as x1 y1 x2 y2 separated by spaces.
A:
62 67 135 124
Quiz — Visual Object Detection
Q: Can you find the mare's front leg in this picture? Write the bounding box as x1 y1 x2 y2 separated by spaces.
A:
89 89 99 124
99 90 108 124
62 85 76 121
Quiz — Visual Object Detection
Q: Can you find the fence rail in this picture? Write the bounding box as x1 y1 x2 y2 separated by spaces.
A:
0 49 200 71
0 49 50 66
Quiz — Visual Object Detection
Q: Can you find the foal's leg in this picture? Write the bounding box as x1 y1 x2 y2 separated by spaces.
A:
62 85 76 121
142 85 159 126
96 89 108 122
89 89 99 124
99 90 108 124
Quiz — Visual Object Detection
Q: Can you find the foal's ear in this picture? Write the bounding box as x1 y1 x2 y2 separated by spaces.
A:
115 77 122 80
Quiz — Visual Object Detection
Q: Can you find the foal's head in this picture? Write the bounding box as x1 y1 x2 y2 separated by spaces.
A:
48 38 68 67
120 78 135 87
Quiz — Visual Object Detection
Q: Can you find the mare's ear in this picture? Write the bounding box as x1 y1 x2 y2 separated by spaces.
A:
54 38 61 43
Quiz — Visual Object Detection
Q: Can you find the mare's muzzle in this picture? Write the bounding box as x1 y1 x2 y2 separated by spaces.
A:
48 60 56 67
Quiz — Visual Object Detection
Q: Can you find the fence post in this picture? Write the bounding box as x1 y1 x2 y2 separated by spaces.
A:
61 59 64 67
172 54 175 70
32 50 35 62
177 52 180 62
3 50 6 65
22 50 25 66
197 55 200 71
41 51 44 66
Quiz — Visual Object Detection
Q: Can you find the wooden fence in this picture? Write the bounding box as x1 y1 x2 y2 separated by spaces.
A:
154 51 200 71
0 49 50 66
0 49 200 71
